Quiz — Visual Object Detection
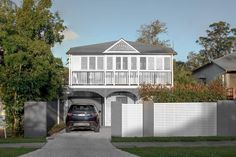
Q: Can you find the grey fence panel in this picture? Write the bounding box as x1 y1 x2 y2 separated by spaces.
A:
111 101 122 137
143 101 154 136
217 100 236 136
24 102 47 138
24 101 64 138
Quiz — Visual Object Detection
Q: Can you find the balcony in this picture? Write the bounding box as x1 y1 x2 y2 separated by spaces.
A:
71 71 172 86
227 88 236 100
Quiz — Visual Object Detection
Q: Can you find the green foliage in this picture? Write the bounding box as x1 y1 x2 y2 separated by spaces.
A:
0 137 46 143
173 60 196 84
0 0 66 136
139 80 226 102
112 136 236 142
187 21 236 70
48 122 65 136
121 147 236 157
136 19 170 47
0 148 36 157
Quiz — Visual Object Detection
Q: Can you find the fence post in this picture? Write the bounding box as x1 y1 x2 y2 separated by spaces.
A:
143 101 154 137
57 97 60 125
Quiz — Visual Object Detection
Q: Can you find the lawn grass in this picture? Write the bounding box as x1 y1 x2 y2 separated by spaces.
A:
112 136 236 142
0 137 46 144
121 147 236 157
0 148 36 157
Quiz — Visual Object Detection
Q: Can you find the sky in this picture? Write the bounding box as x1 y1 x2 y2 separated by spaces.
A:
13 0 236 65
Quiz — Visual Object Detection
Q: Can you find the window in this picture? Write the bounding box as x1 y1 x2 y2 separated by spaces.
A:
97 57 104 70
116 96 128 104
148 57 155 70
81 57 87 70
107 57 113 70
116 57 121 70
140 57 146 70
156 57 163 70
131 57 137 70
89 57 96 70
164 57 171 70
123 57 128 70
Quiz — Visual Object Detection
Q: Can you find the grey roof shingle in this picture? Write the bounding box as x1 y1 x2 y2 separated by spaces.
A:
67 39 176 55
193 52 236 73
212 52 236 72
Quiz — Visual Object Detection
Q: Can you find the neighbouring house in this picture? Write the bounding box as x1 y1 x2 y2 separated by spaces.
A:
66 38 176 126
192 52 236 99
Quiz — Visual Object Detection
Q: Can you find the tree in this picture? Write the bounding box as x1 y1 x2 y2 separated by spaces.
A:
186 51 207 70
136 19 169 47
187 21 236 70
0 0 66 136
173 60 196 84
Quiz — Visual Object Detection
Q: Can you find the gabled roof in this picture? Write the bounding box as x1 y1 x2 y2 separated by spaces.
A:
213 53 236 72
193 52 236 73
67 39 176 55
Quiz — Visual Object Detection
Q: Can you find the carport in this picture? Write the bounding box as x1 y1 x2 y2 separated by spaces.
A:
65 91 105 126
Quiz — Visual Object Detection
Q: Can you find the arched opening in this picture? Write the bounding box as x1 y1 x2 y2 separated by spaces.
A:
105 91 138 126
67 91 104 126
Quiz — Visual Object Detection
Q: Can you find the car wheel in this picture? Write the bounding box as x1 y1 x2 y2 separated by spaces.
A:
94 125 100 133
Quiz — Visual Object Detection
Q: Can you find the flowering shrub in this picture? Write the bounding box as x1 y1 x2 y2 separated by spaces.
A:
139 80 226 102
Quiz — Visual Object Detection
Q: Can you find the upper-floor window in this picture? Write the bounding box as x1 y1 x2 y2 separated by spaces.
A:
140 57 146 70
89 57 96 70
164 57 171 70
131 57 137 70
123 57 128 70
156 57 163 70
107 56 113 70
81 57 88 70
116 57 121 70
148 57 155 70
97 57 104 70
74 55 171 71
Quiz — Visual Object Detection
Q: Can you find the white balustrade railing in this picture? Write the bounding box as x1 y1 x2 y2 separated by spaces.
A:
71 71 171 86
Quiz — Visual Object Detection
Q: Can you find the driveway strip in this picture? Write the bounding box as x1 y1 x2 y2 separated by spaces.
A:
20 128 138 157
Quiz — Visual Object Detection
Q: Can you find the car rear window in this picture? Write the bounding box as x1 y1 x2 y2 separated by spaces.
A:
69 105 95 112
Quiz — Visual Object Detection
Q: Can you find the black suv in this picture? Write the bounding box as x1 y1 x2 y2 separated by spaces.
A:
66 104 100 132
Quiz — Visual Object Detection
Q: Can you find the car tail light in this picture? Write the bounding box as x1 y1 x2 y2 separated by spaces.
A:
67 113 73 116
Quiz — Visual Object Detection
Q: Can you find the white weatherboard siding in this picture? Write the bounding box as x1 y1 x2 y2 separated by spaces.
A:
121 104 143 137
153 103 217 136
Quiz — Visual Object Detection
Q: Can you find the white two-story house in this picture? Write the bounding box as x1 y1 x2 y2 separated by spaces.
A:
67 39 176 126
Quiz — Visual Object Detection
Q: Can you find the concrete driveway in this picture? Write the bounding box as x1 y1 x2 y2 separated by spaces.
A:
20 128 138 157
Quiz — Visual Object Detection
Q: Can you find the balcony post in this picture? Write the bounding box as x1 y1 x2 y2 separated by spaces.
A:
104 71 106 85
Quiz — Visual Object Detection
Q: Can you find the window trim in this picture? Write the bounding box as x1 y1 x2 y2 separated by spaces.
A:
81 56 88 70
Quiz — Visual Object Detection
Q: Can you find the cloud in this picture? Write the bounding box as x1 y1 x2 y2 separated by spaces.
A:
62 29 79 41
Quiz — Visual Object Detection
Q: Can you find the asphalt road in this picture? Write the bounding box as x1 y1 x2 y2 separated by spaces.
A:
20 128 138 157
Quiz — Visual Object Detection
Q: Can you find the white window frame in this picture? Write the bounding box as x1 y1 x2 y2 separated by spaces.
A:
89 56 96 70
97 56 104 70
81 56 88 70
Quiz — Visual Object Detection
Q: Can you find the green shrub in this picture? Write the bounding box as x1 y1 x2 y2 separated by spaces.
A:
48 123 65 136
139 80 226 102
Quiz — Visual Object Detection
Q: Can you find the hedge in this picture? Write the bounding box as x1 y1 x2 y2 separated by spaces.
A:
139 80 226 102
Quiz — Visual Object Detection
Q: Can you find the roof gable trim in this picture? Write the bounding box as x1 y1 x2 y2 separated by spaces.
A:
103 39 139 53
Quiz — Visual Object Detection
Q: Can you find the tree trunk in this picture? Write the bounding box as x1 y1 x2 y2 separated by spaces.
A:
12 112 17 137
